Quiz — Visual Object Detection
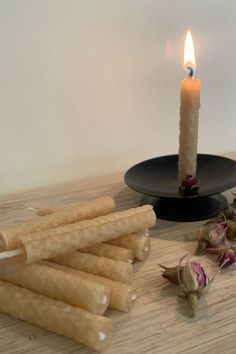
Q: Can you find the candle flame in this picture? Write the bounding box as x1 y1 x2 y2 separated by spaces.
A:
184 31 196 70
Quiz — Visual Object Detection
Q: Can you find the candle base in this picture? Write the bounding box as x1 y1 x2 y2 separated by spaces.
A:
141 194 227 222
124 154 236 222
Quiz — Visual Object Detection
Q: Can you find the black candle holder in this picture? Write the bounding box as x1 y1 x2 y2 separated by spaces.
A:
124 154 236 222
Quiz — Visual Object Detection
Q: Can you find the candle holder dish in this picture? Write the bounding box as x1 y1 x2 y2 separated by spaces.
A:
124 154 236 222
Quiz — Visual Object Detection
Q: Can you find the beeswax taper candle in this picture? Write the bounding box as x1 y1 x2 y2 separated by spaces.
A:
178 31 201 186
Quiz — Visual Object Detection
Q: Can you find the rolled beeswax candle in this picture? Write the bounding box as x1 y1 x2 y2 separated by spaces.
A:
107 231 151 260
178 76 201 183
178 31 201 184
0 196 115 250
44 261 136 312
0 280 112 351
36 207 134 263
0 261 110 314
21 205 156 263
51 251 133 284
80 243 134 263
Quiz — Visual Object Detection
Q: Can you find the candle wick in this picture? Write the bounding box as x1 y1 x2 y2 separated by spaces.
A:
187 66 193 77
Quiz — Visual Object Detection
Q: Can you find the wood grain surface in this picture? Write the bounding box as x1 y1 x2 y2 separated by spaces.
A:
0 171 236 354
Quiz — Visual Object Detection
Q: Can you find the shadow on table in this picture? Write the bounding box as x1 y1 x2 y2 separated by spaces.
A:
113 187 143 211
156 281 211 321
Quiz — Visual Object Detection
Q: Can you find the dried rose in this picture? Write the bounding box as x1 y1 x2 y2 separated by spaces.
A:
179 175 200 196
226 220 236 241
207 247 236 268
161 257 212 317
220 249 236 267
160 265 184 285
208 223 227 247
179 259 211 317
182 175 199 188
195 222 227 254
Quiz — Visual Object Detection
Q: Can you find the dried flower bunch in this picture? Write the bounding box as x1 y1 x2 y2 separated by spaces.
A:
160 199 236 318
160 256 214 317
195 199 236 268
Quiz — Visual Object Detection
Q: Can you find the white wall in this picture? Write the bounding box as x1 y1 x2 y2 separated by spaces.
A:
1 0 236 195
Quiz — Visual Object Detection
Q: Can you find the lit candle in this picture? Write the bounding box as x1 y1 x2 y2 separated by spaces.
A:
178 31 201 186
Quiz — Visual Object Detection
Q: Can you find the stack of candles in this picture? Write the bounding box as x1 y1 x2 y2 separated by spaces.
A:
0 196 156 351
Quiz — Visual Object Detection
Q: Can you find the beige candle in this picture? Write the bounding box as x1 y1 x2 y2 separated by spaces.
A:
0 280 112 351
0 196 115 251
0 261 110 314
51 251 133 284
20 205 155 264
80 243 134 263
44 261 136 312
178 31 201 184
106 231 151 261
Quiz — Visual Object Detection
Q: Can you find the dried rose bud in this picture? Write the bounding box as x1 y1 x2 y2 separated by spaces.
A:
182 175 199 188
179 175 200 196
226 220 236 241
160 265 184 285
195 222 227 254
161 257 212 317
219 248 236 268
180 260 210 317
206 247 236 268
208 224 227 247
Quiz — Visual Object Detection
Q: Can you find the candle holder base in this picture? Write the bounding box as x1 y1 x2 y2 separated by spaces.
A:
124 154 236 222
141 194 227 222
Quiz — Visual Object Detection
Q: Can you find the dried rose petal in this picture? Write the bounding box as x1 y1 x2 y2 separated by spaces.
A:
190 261 207 289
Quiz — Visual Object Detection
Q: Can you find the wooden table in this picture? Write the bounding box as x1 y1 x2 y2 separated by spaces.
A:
0 172 235 354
